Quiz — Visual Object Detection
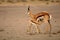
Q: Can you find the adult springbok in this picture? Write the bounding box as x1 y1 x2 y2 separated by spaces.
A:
27 6 52 35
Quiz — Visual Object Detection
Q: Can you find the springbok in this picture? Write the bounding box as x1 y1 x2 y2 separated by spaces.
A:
27 6 52 35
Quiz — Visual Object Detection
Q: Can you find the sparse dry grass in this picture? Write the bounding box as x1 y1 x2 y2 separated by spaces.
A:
0 1 60 6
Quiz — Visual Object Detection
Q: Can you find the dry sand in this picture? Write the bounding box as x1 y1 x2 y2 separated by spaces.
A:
0 4 60 40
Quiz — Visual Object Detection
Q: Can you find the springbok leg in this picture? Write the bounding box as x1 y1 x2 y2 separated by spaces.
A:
48 20 52 37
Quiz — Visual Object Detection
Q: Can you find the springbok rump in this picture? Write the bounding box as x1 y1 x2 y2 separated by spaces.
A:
27 6 52 35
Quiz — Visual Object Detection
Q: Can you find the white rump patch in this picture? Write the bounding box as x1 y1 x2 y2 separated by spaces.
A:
50 15 52 20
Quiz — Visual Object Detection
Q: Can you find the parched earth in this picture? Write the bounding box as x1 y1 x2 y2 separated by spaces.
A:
0 5 60 40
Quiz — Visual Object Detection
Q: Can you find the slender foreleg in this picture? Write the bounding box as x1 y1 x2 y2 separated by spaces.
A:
27 21 32 34
35 24 41 34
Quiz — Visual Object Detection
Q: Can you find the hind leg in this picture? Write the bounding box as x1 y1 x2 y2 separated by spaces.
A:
45 20 51 33
47 20 52 36
45 20 52 37
48 20 51 34
45 24 50 34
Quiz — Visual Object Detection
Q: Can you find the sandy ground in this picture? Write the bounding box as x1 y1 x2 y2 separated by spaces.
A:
0 4 60 40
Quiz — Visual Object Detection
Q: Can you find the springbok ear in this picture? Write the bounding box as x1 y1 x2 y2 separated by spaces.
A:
25 5 30 15
25 6 30 15
28 5 30 12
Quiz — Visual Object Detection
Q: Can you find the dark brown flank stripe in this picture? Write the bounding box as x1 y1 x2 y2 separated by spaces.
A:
35 12 50 20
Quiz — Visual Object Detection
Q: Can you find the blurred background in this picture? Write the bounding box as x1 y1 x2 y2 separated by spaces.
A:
0 0 60 40
0 0 60 6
